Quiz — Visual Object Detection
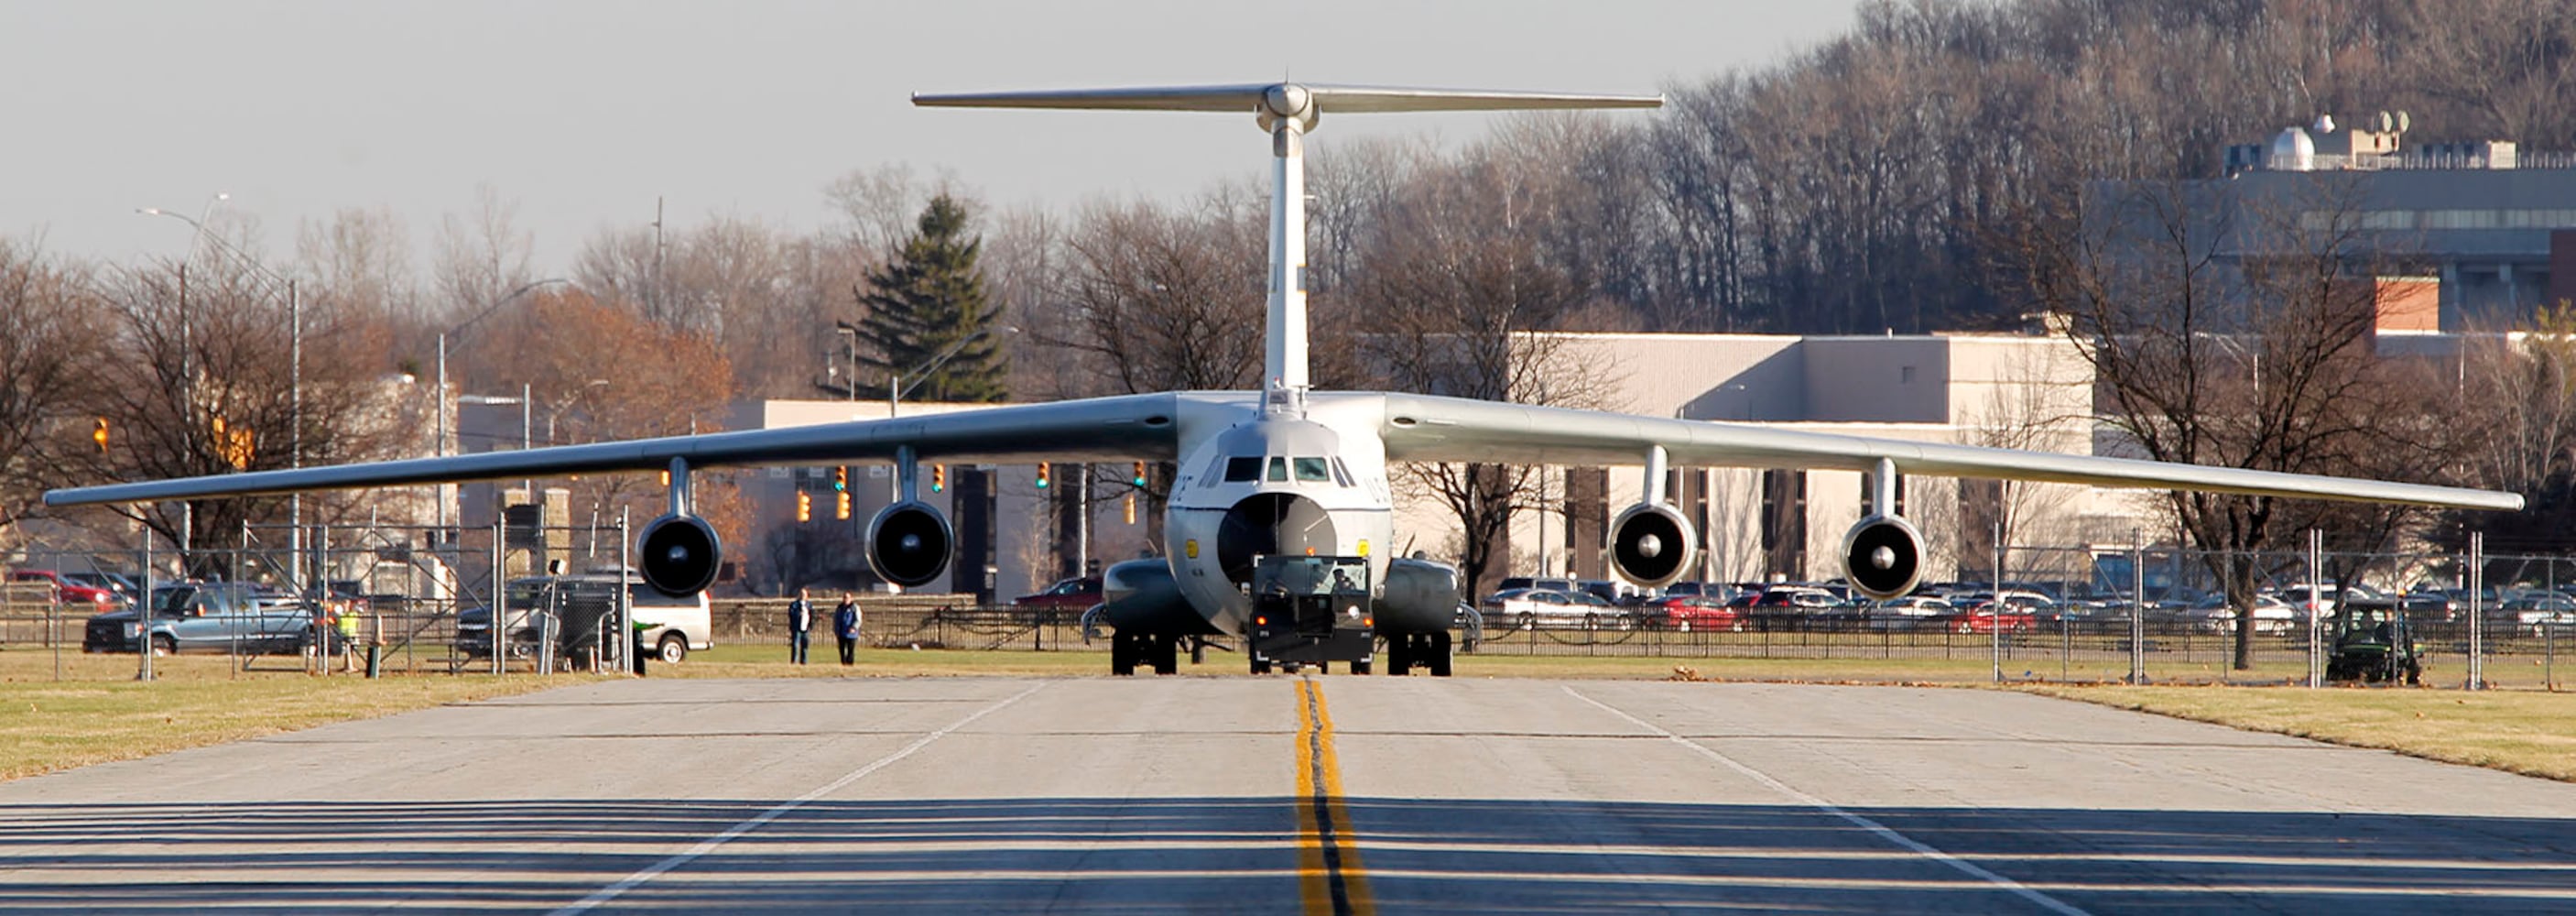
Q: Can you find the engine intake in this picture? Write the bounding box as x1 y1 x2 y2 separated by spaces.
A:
867 501 953 588
1841 515 1925 601
1609 502 1695 588
639 514 723 597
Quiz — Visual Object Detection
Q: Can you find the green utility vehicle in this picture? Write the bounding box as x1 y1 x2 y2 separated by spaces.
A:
2324 600 2423 684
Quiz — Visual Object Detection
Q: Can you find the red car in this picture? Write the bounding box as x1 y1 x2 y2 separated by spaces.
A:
1653 595 1746 632
1012 576 1103 614
8 570 120 611
1951 602 2038 634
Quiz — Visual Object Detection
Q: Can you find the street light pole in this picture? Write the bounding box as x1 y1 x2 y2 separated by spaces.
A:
434 278 570 530
886 325 1021 420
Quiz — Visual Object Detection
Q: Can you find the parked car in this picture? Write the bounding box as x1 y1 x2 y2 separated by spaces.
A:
456 572 713 664
1660 581 1724 600
1483 587 1619 629
82 582 313 655
1860 594 1952 630
1495 576 1577 595
10 569 123 612
1645 594 1746 632
2181 594 2299 635
2504 594 2576 636
1951 602 2039 634
60 571 139 602
1012 576 1103 615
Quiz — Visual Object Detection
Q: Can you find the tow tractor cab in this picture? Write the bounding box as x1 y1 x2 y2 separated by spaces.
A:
1246 553 1375 674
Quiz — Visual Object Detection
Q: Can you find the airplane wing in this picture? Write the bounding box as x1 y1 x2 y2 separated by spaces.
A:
1371 392 2523 511
44 393 1190 507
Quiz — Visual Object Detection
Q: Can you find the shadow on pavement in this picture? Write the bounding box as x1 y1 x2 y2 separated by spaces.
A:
0 796 2571 912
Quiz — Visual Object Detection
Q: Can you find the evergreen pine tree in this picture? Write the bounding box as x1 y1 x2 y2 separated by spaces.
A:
854 194 1007 402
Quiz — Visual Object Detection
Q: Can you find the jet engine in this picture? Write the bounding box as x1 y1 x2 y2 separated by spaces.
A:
1840 515 1925 601
638 513 723 597
1609 502 1696 588
866 500 953 588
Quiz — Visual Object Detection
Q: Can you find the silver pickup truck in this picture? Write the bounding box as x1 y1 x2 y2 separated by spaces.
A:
82 582 317 655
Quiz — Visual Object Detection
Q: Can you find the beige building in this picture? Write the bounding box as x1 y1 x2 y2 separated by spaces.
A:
1388 333 2154 590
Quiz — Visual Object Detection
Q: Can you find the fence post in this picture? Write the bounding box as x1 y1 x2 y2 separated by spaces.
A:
1991 522 2004 683
2130 540 2146 684
2307 529 2322 689
2468 532 2484 691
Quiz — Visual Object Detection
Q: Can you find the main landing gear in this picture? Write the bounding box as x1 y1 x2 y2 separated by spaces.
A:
1109 630 1179 675
1382 631 1454 677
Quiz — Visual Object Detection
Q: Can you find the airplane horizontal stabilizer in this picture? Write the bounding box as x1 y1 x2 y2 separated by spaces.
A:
913 82 1662 114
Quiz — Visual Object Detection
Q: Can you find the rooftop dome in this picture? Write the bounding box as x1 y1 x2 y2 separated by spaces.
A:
2270 125 2316 170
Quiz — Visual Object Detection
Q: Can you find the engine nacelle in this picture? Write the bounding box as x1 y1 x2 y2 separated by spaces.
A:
638 514 723 597
1841 514 1926 601
1609 502 1696 588
866 500 953 588
1378 557 1462 634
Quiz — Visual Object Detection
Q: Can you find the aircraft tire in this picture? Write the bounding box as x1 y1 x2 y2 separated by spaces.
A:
1386 636 1411 675
1429 631 1453 677
1111 631 1136 676
1152 634 1179 675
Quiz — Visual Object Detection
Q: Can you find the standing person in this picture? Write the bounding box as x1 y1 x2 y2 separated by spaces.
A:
786 588 813 664
833 593 861 667
334 599 363 673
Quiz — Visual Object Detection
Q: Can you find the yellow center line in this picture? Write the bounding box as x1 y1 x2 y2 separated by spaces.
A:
1294 676 1374 916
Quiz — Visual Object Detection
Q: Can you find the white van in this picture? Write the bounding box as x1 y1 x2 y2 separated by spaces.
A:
462 571 713 664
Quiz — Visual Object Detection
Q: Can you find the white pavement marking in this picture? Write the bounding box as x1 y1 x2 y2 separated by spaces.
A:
549 681 1047 914
1563 686 2091 916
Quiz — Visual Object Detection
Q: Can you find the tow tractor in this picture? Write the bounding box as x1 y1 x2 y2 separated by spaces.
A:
1246 554 1375 675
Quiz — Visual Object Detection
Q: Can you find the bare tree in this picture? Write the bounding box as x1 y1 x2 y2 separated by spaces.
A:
2001 170 2436 669
0 241 105 540
1350 148 1605 599
433 184 536 325
1046 192 1267 397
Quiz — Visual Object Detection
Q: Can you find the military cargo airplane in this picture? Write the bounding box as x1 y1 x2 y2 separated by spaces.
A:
49 82 2523 678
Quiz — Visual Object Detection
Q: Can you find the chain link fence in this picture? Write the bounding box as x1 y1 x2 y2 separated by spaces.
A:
11 524 2573 688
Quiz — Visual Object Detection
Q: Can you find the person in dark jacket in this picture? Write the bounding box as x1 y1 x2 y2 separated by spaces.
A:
833 593 861 666
786 588 813 664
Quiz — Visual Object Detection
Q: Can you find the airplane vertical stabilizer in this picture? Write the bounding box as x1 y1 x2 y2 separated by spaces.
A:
914 82 1664 389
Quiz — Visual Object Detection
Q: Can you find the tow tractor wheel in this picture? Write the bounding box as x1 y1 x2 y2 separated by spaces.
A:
1251 657 1272 675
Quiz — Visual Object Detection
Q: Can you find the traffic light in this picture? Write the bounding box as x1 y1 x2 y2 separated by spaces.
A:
931 463 946 494
795 490 812 523
1035 462 1050 489
92 418 108 453
831 466 849 492
1131 461 1148 487
834 490 852 520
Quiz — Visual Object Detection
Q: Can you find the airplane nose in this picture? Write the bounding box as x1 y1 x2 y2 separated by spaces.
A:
1215 493 1337 585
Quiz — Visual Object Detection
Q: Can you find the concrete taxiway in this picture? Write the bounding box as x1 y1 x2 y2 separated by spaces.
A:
3 676 2573 913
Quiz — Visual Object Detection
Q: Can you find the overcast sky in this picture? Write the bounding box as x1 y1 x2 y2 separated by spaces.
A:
3 1 1859 274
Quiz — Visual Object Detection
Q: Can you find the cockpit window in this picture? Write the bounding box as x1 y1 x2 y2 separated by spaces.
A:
1294 457 1331 482
1330 457 1355 487
1224 457 1262 483
1266 456 1289 482
1200 453 1227 488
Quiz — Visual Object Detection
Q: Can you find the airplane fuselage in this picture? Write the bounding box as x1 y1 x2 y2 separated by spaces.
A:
1161 389 1397 638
